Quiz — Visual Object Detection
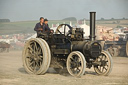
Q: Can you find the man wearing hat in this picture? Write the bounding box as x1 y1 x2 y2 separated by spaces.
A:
34 17 45 37
43 18 51 33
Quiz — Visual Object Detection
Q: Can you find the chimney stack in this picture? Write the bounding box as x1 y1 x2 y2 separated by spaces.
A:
89 12 96 41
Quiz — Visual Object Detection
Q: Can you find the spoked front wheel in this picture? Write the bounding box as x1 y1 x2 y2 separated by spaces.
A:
94 51 113 76
22 38 51 75
126 41 128 57
67 51 86 77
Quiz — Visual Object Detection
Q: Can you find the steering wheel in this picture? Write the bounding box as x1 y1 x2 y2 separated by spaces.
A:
55 24 72 37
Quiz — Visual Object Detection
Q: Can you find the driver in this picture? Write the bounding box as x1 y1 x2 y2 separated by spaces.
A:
34 17 44 37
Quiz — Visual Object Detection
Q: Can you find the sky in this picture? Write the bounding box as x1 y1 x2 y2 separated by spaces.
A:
0 0 128 21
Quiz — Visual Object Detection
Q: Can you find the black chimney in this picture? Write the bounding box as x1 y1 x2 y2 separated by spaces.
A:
89 12 96 41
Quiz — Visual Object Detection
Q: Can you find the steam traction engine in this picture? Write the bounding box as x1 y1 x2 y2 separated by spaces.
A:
22 12 113 77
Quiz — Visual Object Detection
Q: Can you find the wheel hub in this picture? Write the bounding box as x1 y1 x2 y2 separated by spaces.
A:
34 57 37 61
101 60 107 66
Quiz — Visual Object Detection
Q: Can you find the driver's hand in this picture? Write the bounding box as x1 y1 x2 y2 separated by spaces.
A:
50 29 54 33
38 28 43 31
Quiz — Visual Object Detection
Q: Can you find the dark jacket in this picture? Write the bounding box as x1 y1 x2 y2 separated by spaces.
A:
34 22 44 32
34 22 50 32
43 24 50 32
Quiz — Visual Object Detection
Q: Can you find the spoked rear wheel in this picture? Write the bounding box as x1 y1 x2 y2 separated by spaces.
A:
108 47 118 57
22 38 51 75
67 51 86 77
94 51 113 76
126 41 128 57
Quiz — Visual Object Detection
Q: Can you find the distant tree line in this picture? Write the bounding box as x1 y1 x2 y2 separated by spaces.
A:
100 17 126 20
62 17 77 21
0 19 10 22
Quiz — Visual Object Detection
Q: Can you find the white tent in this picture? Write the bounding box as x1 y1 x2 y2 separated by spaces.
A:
79 20 90 38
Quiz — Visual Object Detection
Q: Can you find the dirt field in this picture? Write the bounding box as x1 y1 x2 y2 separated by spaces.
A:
0 51 128 85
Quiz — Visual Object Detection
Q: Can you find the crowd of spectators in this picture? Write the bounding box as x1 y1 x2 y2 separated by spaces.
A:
0 33 35 50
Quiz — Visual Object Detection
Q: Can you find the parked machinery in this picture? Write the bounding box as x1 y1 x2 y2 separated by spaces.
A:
100 33 128 57
22 12 113 77
0 42 10 53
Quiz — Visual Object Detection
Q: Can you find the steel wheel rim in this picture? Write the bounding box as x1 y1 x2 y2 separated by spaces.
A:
94 53 110 74
25 40 43 73
126 42 128 56
67 53 83 76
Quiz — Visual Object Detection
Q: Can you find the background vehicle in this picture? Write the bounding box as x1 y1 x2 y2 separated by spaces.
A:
0 41 10 53
99 32 128 57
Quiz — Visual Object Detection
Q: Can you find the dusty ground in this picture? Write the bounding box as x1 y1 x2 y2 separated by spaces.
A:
0 51 128 85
